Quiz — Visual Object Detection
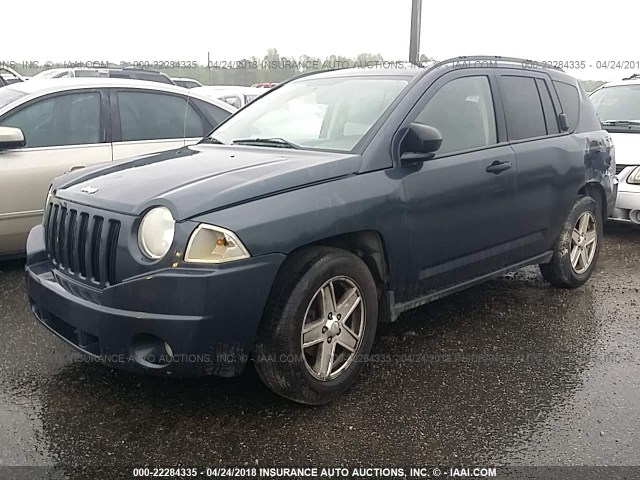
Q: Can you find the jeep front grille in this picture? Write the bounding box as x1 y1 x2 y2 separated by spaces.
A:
45 200 121 287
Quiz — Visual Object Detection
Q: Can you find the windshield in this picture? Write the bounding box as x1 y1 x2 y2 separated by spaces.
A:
210 76 408 152
0 88 27 110
590 85 640 124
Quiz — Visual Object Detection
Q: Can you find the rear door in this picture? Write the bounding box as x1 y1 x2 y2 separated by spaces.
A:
0 89 111 253
498 72 573 262
110 89 216 160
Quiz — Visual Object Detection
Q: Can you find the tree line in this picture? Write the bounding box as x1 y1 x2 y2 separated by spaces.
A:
11 48 605 91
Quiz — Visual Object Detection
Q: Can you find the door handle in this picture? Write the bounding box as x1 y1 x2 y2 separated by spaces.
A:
486 161 512 174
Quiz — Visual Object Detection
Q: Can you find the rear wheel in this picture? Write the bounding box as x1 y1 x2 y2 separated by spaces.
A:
253 247 378 405
540 196 602 288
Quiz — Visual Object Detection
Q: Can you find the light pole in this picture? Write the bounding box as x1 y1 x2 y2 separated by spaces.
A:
409 0 422 65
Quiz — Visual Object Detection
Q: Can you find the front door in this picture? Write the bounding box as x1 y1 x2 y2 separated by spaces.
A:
399 72 518 297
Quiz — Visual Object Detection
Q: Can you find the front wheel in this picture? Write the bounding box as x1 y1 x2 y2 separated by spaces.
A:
540 196 603 288
253 247 378 405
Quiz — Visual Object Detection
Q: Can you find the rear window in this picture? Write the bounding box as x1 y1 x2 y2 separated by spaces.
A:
554 81 580 131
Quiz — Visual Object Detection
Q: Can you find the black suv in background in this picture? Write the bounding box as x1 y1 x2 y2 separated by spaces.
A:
25 56 616 404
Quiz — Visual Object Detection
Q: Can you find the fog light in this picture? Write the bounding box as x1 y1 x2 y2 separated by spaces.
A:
130 334 174 369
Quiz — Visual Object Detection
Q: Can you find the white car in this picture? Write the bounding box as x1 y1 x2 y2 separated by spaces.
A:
193 86 266 109
0 78 235 257
591 78 640 224
0 66 25 87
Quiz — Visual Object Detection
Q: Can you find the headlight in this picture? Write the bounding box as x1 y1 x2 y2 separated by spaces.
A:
185 224 250 264
138 207 175 260
628 166 640 185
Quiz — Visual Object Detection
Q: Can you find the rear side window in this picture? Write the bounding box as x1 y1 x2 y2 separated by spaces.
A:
116 91 208 141
554 81 580 131
500 76 546 140
536 79 559 135
191 98 232 127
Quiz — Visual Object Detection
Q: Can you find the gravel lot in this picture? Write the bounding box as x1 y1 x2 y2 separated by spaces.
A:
0 223 638 473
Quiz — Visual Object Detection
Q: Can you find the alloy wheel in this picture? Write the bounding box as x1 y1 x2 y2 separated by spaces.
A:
571 211 597 274
300 276 365 381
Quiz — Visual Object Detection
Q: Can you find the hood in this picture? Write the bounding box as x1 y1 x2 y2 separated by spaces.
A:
610 132 640 166
54 145 361 220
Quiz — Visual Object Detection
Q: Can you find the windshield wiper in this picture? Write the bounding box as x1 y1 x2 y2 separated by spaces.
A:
232 137 301 149
198 136 225 145
601 120 640 127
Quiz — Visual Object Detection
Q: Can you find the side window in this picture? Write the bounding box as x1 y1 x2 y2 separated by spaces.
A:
415 76 497 155
184 102 207 138
500 76 547 140
191 98 232 127
0 92 101 148
536 79 559 135
116 91 208 141
554 81 580 132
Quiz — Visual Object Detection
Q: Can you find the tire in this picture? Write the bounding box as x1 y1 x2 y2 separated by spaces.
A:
253 247 378 405
540 196 603 288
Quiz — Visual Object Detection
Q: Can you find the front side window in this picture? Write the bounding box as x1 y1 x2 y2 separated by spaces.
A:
116 91 207 141
210 76 408 152
414 76 497 155
0 92 101 148
501 76 547 140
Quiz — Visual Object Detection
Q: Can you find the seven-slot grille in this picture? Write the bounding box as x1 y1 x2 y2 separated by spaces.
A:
44 200 121 286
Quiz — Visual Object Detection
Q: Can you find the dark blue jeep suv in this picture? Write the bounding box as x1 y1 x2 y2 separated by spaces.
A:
25 56 617 404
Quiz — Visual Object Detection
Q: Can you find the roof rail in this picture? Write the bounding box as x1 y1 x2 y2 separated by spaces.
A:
623 73 640 80
425 55 566 73
120 66 163 73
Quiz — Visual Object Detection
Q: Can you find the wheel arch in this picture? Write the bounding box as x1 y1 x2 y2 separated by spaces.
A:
578 182 607 223
284 230 393 323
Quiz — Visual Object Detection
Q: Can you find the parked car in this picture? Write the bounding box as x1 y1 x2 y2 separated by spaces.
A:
172 78 203 89
251 82 279 89
0 78 235 257
33 67 176 85
0 66 25 87
590 78 640 223
25 56 615 404
193 86 265 109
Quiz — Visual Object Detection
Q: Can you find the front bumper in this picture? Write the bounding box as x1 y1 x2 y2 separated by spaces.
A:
610 183 640 224
26 225 285 377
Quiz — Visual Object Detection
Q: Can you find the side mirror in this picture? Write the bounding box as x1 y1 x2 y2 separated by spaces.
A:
0 126 26 150
401 123 443 163
558 113 570 132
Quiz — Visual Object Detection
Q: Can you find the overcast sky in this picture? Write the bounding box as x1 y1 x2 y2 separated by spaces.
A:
3 0 636 80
